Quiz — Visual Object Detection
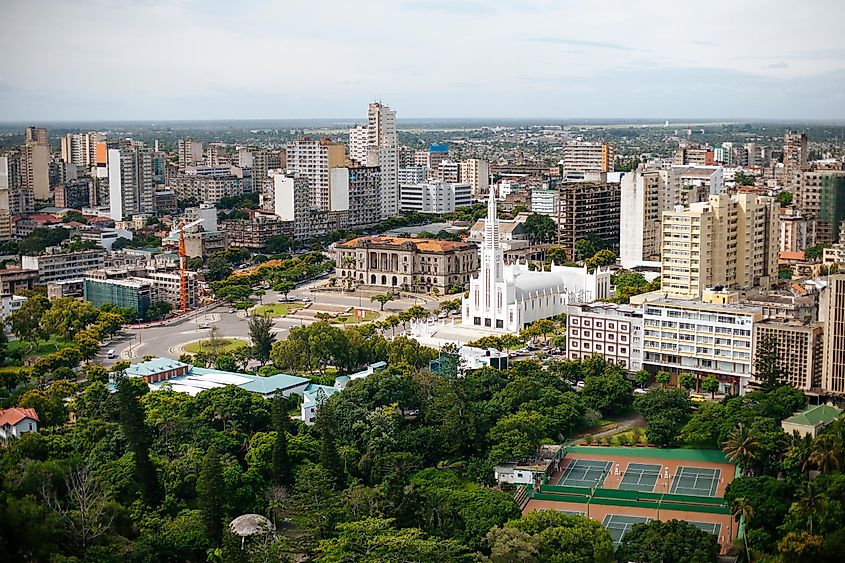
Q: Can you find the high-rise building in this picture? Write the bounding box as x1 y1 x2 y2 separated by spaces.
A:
783 131 808 191
107 144 155 220
822 274 845 395
560 141 615 175
620 165 673 268
399 166 427 185
459 158 490 197
177 138 204 168
399 182 472 213
20 141 50 200
673 143 714 166
285 137 346 211
660 193 779 299
251 149 283 195
0 152 33 214
348 103 399 219
798 170 845 244
754 320 823 392
24 127 48 147
554 182 621 261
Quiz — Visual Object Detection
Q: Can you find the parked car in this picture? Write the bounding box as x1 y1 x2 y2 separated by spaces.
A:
229 308 236 314
633 388 649 395
106 349 115 359
199 323 210 329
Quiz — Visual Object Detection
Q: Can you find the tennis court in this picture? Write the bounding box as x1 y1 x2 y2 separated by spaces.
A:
603 514 651 545
557 459 612 488
556 509 585 516
618 462 661 492
689 521 722 537
670 466 721 497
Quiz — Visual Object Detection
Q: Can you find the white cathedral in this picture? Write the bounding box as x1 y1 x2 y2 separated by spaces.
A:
461 188 611 334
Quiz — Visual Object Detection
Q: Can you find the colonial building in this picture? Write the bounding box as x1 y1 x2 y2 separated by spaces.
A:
566 302 644 372
462 189 612 333
334 236 478 294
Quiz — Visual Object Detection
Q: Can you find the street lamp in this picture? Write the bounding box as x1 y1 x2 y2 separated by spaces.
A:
586 469 608 519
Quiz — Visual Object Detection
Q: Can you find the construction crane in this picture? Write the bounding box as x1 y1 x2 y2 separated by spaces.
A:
171 218 205 311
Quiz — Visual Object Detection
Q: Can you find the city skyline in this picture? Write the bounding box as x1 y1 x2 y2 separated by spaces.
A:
3 0 845 121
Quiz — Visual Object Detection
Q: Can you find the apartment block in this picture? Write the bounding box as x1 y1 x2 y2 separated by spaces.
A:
399 182 472 213
349 103 400 218
221 212 288 249
459 158 490 196
286 137 346 212
108 144 155 220
531 187 558 214
783 131 808 191
560 141 615 174
779 208 813 252
83 277 153 317
754 320 823 392
642 297 761 394
168 170 244 204
566 302 643 372
0 152 33 214
660 193 779 299
399 166 428 185
21 142 50 200
798 170 845 244
25 127 48 147
177 138 204 168
620 165 673 268
822 275 845 396
21 248 107 283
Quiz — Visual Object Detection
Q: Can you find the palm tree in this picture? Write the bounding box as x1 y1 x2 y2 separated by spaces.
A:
338 445 358 476
795 481 828 535
731 497 753 562
386 315 400 337
788 431 816 477
810 432 843 474
723 424 761 475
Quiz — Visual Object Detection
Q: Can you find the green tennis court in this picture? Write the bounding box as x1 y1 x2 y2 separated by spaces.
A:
557 459 612 488
618 462 661 492
689 521 721 536
556 509 585 516
603 514 651 545
670 467 721 497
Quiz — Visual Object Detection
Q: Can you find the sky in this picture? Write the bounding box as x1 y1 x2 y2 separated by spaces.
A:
2 0 845 121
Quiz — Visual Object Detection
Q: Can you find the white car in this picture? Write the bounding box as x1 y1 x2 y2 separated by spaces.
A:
199 323 210 329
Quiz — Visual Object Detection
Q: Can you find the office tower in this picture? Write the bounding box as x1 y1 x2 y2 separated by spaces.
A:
822 274 845 395
460 158 490 197
177 138 204 168
107 144 155 220
554 182 621 260
0 151 33 215
285 137 346 211
620 165 674 268
660 193 779 299
330 164 382 228
348 103 399 219
783 131 808 191
250 149 283 194
24 127 48 147
560 141 615 174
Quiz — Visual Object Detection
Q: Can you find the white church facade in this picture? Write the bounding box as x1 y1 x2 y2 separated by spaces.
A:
461 189 611 334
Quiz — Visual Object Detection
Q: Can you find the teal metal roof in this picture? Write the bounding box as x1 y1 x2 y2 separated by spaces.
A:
124 358 189 377
239 373 310 394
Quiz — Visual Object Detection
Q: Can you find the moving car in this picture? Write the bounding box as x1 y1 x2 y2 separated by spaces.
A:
199 323 210 329
106 349 115 359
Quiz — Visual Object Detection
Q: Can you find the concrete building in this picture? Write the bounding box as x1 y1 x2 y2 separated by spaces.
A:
620 166 675 268
21 142 50 200
399 166 428 185
822 274 845 396
642 295 761 394
221 212 287 249
673 144 714 166
399 182 472 213
0 267 38 296
0 152 33 215
285 137 346 212
660 193 779 299
460 158 490 196
335 236 478 294
783 131 808 191
798 170 845 244
21 247 107 283
779 208 813 252
782 404 843 438
108 144 155 220
754 320 823 393
555 182 621 261
530 187 558 214
168 168 244 204
54 178 92 209
348 103 400 219
560 141 615 174
567 302 643 372
177 138 204 168
83 277 153 317
25 127 48 147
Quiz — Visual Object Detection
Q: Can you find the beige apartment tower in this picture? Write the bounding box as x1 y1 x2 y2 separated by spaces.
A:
660 193 779 299
823 275 845 395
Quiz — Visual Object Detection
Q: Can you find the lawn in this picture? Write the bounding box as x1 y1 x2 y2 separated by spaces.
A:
7 337 71 358
252 303 305 317
184 338 249 354
329 310 379 324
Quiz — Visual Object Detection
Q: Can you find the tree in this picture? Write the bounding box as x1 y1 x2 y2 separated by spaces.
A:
370 293 394 311
114 372 162 506
702 376 719 398
42 465 116 551
484 527 539 562
274 280 295 299
777 531 825 561
753 336 787 391
197 445 225 546
580 369 632 416
731 497 754 561
249 314 276 365
272 395 292 487
585 249 616 271
776 191 793 207
679 372 696 391
545 246 568 266
616 519 719 563
206 255 233 282
9 293 50 353
502 510 614 563
524 213 557 243
804 243 828 261
655 370 670 388
723 423 761 475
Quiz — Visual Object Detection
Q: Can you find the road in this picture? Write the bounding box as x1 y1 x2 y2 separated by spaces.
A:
103 280 450 365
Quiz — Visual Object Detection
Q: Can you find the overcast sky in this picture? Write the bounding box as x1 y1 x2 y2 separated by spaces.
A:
2 0 845 121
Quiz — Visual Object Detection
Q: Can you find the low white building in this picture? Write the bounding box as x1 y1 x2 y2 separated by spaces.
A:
493 445 563 485
0 407 39 440
399 182 472 213
301 361 386 424
0 294 26 320
566 302 643 372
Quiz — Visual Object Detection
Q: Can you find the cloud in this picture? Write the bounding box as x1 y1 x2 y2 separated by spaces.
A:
690 40 714 46
527 36 649 52
764 62 789 69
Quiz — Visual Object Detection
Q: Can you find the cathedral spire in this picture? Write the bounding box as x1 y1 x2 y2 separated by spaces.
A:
486 186 499 250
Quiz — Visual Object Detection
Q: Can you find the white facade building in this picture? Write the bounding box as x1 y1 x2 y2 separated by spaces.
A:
399 166 428 185
349 103 399 219
567 302 643 372
531 187 558 214
399 182 472 213
0 407 39 440
641 298 761 395
460 158 490 196
462 189 611 334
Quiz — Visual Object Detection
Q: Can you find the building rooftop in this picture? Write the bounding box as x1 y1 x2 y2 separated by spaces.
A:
647 297 762 315
338 236 475 253
0 407 39 426
783 404 843 428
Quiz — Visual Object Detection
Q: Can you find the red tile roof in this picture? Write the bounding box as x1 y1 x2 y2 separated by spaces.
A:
338 236 474 253
0 407 39 426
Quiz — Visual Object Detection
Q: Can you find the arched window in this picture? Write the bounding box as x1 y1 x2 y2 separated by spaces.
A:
381 275 387 285
370 274 376 284
392 276 397 286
